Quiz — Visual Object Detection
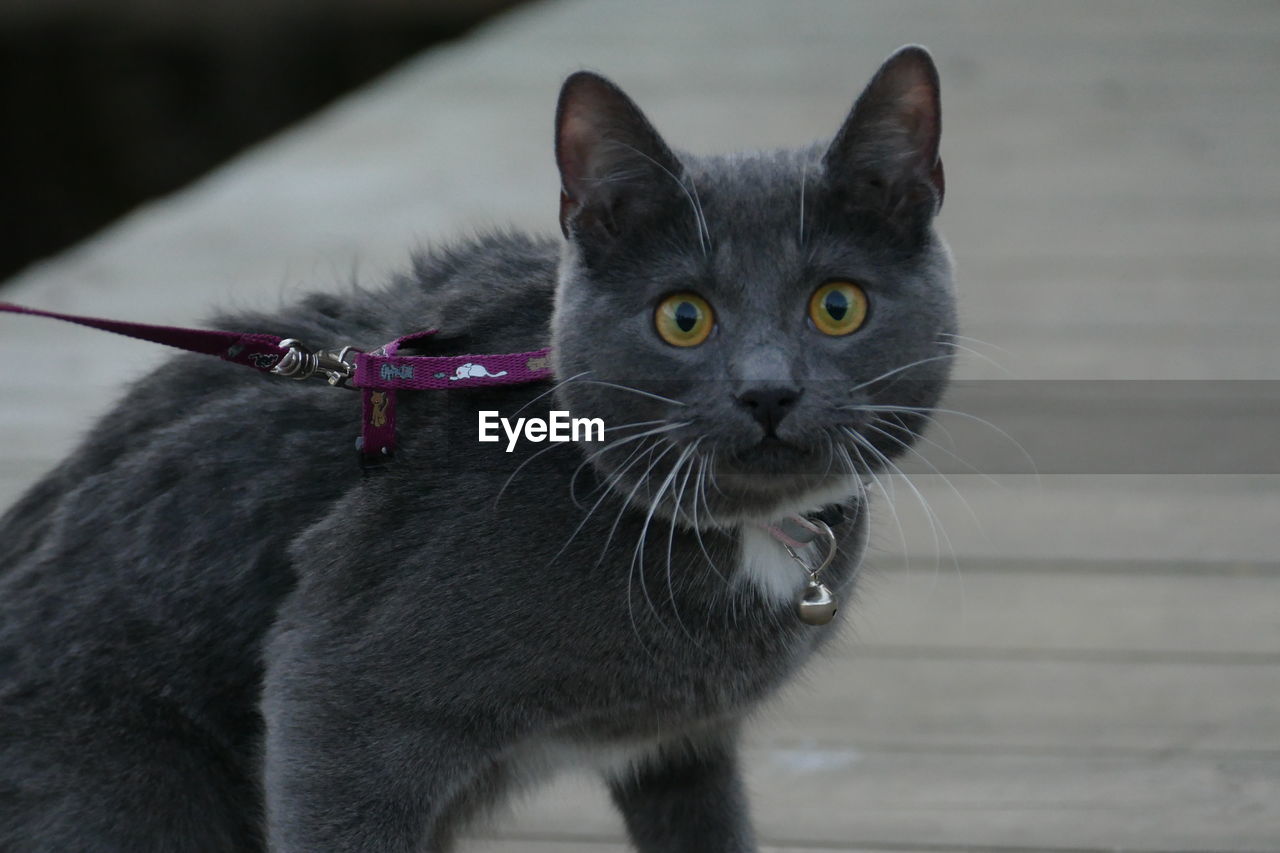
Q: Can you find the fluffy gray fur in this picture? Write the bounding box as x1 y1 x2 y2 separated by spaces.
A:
0 46 955 852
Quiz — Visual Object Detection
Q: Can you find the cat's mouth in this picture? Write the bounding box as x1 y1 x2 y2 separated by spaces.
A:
704 436 849 512
729 435 807 468
582 431 856 525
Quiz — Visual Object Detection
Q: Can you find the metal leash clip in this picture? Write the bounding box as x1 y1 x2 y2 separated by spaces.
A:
271 339 359 388
780 516 839 626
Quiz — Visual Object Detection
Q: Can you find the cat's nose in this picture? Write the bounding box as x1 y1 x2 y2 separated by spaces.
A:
735 385 803 436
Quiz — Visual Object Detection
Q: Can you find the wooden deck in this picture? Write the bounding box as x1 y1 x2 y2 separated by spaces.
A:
2 1 1277 850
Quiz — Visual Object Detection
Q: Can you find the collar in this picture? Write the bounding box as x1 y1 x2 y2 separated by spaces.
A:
759 503 849 626
762 502 848 549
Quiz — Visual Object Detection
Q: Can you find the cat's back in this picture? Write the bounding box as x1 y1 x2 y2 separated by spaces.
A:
0 231 561 848
0 230 559 698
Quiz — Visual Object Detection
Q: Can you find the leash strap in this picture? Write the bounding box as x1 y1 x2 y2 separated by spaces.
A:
0 301 553 465
0 301 289 373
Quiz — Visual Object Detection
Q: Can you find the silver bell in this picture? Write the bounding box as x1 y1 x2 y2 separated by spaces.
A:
797 579 837 625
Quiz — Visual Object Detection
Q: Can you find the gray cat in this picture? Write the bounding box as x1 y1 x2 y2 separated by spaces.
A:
0 45 954 852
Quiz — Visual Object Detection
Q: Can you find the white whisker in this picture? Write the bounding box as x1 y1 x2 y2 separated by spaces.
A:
546 439 654 569
691 453 728 585
939 331 1014 358
607 440 677 659
866 412 1001 487
848 403 1039 479
611 141 709 257
846 427 962 610
848 354 954 395
509 369 591 417
937 340 1010 375
632 442 698 643
845 438 908 566
798 163 807 247
576 379 688 408
863 420 982 530
569 420 691 506
663 443 705 647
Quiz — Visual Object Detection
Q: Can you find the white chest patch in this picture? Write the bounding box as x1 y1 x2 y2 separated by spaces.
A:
735 523 806 605
731 477 862 605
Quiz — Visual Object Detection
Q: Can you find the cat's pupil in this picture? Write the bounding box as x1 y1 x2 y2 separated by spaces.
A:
824 291 849 321
674 302 698 332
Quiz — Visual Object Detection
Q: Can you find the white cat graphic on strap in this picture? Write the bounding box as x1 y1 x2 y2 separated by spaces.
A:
449 362 509 381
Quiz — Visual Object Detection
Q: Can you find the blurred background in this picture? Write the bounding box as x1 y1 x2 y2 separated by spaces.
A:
0 0 524 280
1 1 1278 851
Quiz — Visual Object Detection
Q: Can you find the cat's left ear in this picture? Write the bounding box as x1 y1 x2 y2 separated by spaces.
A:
824 45 944 223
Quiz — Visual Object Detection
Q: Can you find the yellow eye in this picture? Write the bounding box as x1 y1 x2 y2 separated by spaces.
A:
655 292 714 347
808 281 868 336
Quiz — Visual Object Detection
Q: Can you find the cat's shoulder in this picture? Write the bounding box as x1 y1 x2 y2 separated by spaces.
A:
216 230 560 353
407 229 559 298
398 229 560 349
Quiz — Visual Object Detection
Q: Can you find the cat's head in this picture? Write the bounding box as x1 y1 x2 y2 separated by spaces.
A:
550 46 956 524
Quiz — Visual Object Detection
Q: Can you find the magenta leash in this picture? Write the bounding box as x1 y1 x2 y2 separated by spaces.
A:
0 301 553 464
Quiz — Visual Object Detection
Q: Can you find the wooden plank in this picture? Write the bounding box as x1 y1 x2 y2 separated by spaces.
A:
460 839 938 853
850 568 1280 656
757 657 1280 754
945 327 1279 380
493 749 1280 852
860 475 1280 565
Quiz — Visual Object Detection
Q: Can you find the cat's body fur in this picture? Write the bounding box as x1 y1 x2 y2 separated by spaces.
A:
0 48 952 852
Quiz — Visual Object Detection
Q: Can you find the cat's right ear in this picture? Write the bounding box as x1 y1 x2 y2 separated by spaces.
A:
555 71 683 242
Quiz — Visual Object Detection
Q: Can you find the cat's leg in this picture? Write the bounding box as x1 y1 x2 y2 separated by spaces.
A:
261 630 513 853
607 730 757 853
423 758 516 852
0 701 262 853
262 689 507 852
262 676 508 853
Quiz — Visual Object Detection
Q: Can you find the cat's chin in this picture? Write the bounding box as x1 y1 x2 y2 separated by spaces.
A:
582 438 861 530
593 460 858 531
708 471 861 526
685 440 861 525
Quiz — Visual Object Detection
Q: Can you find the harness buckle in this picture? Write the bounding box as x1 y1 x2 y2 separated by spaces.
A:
271 339 358 387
